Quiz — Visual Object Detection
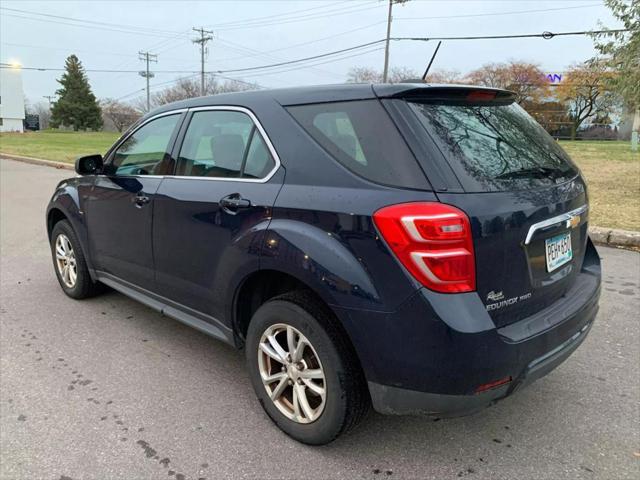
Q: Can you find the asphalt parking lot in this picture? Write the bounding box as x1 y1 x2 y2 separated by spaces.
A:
1 158 639 480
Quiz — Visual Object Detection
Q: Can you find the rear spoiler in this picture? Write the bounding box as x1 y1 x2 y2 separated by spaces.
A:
373 84 516 106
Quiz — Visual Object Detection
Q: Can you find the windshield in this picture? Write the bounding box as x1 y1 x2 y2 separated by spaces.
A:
409 101 578 192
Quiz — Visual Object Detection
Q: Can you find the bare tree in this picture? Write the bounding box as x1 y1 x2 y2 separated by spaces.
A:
347 66 419 83
424 69 463 84
143 75 259 109
346 67 381 83
101 99 142 132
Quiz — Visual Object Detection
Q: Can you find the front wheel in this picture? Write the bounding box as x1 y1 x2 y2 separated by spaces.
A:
50 220 102 299
245 291 369 444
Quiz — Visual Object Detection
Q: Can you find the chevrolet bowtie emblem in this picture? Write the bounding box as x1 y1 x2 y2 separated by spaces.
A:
566 214 581 229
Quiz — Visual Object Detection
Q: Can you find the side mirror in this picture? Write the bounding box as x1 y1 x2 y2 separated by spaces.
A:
75 154 103 175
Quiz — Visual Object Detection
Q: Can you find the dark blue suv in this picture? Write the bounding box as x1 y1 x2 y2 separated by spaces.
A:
47 84 601 444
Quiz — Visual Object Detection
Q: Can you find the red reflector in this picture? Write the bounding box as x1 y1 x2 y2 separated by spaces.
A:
475 376 512 394
373 202 476 293
466 90 497 101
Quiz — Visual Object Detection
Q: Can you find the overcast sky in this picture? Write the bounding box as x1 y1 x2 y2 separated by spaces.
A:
0 0 620 106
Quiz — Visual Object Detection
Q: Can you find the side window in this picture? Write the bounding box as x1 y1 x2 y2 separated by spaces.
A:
287 100 427 189
176 110 275 179
112 114 180 175
312 111 367 165
243 133 274 179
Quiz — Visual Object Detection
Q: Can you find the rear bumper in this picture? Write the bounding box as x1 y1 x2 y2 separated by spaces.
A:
369 317 594 416
337 240 601 416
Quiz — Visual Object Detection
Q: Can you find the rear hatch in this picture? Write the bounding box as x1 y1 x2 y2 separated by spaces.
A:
380 86 590 328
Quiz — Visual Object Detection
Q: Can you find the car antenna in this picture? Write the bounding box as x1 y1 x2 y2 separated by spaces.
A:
421 41 442 82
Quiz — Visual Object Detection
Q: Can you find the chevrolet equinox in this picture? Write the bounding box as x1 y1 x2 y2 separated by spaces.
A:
47 84 601 444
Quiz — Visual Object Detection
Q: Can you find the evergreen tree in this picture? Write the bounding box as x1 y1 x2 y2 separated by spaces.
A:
50 55 103 131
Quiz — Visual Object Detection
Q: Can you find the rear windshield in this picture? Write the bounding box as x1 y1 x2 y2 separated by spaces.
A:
287 100 428 189
409 101 578 192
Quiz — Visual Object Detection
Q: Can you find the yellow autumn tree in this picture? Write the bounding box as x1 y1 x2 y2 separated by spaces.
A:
555 60 618 140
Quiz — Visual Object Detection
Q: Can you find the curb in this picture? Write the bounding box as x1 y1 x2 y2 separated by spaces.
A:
2 153 639 249
0 153 74 170
589 226 640 249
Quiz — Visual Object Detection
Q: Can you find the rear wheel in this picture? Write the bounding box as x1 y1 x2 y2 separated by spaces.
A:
51 220 102 299
246 291 369 444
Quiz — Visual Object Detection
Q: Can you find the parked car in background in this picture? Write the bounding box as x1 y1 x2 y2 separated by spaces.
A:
23 113 40 131
46 83 601 444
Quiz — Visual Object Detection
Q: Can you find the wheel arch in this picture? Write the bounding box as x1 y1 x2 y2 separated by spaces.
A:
233 269 322 345
46 190 96 280
47 207 68 240
232 270 361 364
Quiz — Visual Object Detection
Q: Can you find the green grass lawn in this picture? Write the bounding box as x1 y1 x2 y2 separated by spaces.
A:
559 141 639 231
1 132 638 230
0 130 120 163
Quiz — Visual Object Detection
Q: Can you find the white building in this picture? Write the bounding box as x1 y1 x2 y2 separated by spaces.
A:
0 65 25 132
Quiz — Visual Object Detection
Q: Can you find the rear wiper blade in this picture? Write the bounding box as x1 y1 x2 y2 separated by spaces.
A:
495 166 564 180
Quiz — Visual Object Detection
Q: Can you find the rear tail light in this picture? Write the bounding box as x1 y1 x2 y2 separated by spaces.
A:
373 202 476 293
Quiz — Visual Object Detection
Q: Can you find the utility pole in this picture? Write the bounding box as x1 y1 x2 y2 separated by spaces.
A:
192 27 214 96
383 0 409 83
382 0 393 83
43 95 55 108
138 51 157 112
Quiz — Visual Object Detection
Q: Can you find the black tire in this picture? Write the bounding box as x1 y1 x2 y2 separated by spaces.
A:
50 220 102 299
246 290 369 445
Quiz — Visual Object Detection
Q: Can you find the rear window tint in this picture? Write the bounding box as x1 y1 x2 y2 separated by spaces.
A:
409 101 578 192
287 100 428 189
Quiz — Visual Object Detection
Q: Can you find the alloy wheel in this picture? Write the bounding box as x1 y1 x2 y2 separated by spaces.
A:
55 234 77 288
258 323 327 424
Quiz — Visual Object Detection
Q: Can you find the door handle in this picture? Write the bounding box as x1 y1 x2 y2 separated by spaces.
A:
220 193 251 213
133 193 150 207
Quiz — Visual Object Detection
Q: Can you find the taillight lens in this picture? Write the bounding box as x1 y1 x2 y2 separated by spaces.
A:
373 202 476 293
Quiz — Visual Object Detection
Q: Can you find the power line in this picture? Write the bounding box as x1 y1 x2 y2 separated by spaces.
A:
395 3 604 21
115 72 265 103
115 73 200 101
212 39 386 74
207 2 381 31
1 41 138 59
3 29 628 77
0 12 187 39
396 29 630 42
1 66 198 73
215 21 386 63
215 38 343 79
204 0 350 28
0 2 375 38
0 7 188 38
212 29 628 74
235 46 386 79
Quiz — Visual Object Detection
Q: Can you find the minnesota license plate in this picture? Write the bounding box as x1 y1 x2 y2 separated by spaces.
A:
545 232 572 272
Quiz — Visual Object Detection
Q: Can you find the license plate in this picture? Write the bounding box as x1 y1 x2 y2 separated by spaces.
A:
545 232 572 272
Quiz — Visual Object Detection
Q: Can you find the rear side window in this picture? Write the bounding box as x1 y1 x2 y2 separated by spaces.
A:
176 110 276 179
287 100 428 189
409 101 578 192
